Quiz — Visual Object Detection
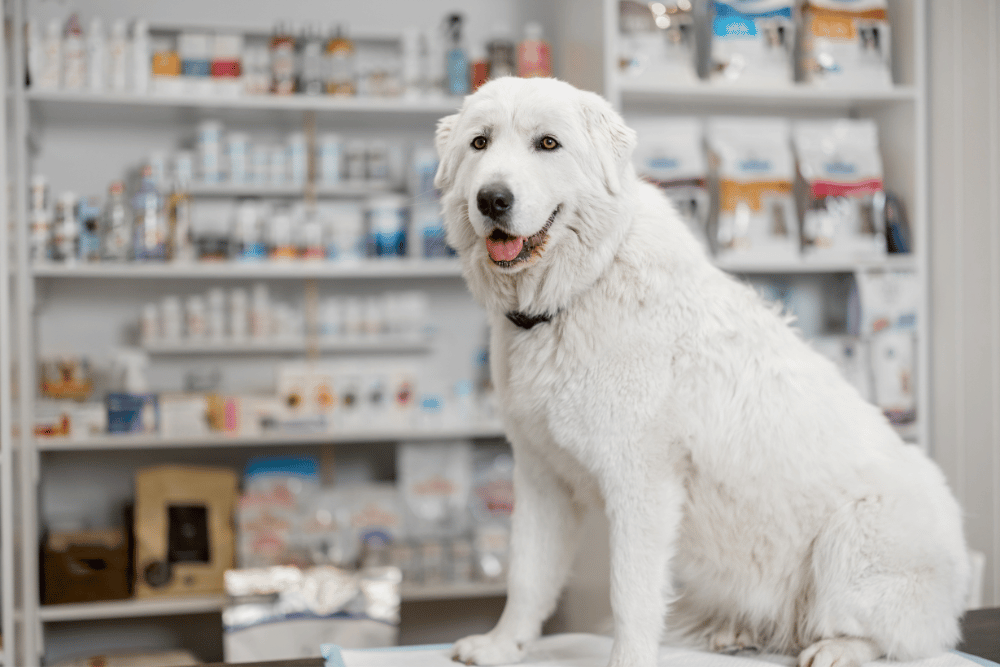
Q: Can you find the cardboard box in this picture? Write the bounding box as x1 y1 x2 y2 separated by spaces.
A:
42 528 130 604
134 465 237 598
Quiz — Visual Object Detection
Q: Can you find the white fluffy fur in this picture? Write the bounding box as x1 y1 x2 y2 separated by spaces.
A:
435 78 969 667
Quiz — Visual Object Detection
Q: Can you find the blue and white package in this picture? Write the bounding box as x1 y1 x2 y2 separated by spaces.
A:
367 195 407 259
710 0 795 85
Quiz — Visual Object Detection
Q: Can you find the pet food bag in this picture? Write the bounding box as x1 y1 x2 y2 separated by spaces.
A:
850 269 918 424
793 119 887 260
619 0 699 85
707 117 798 262
236 456 320 568
709 0 795 86
398 440 472 539
801 0 893 88
629 117 711 248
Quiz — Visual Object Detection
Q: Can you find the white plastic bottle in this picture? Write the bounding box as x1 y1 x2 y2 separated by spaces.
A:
86 17 107 92
62 14 86 91
38 19 62 90
107 19 129 92
131 19 150 94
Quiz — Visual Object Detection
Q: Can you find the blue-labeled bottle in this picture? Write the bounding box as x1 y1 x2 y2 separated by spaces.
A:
445 13 469 96
132 164 167 261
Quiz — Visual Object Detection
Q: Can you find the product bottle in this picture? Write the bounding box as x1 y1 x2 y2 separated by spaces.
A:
300 23 325 95
132 165 167 261
29 174 52 262
52 192 79 263
487 30 516 79
444 14 469 96
270 22 297 95
38 19 62 90
325 25 356 96
62 14 86 91
168 162 195 262
102 180 131 261
86 17 107 92
131 19 150 94
108 19 129 92
517 22 552 78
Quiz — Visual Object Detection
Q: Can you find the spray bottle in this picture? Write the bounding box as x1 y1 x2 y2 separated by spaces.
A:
444 14 469 96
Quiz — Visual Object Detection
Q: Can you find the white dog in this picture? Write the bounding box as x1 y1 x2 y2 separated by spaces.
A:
434 77 969 667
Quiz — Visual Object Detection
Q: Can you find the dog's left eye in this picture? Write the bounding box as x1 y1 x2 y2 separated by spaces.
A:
471 136 488 150
538 136 560 151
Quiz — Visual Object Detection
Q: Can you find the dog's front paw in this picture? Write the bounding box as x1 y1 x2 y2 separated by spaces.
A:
452 633 526 665
798 638 881 667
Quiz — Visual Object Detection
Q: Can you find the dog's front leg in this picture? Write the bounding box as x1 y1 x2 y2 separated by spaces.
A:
452 449 585 665
604 474 684 667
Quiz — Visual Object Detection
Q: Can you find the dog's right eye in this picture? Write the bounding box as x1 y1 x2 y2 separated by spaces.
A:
471 136 488 150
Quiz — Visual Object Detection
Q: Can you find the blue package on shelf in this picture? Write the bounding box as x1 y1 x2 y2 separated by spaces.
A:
244 455 319 481
106 392 159 434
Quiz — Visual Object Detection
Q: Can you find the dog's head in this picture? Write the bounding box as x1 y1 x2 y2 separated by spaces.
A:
434 78 637 315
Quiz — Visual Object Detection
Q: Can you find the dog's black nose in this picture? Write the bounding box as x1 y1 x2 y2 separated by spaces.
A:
477 184 514 220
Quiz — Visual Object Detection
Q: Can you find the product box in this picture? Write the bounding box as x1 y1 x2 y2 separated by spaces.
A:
134 465 238 598
42 528 131 604
107 392 159 434
159 393 209 438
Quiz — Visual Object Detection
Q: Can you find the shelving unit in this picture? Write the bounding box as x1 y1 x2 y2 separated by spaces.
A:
8 3 506 662
565 0 928 449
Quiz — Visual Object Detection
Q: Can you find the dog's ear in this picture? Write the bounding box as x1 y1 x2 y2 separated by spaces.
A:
580 92 636 195
434 113 460 192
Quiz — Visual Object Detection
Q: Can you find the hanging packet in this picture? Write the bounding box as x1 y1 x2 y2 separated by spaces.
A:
707 117 798 262
800 0 892 88
709 0 795 86
793 119 886 259
630 117 710 248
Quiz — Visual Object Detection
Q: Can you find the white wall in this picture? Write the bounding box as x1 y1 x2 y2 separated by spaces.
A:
928 0 1000 608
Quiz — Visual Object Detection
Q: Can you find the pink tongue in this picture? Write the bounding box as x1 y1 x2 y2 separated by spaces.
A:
486 235 525 262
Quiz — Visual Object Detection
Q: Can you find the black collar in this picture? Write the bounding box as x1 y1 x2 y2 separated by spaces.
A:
506 310 556 330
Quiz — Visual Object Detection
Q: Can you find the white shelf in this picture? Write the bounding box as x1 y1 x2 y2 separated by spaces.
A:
187 182 398 198
143 333 433 355
399 580 507 602
36 421 506 451
713 254 916 275
25 89 461 123
618 80 917 110
39 596 228 622
31 256 914 280
38 582 506 622
31 260 463 280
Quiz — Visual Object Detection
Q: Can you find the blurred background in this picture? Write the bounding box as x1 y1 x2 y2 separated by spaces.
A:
0 0 997 664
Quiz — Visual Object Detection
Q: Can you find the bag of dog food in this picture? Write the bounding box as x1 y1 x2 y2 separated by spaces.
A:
707 117 798 261
849 269 918 424
619 0 699 85
793 119 886 259
630 117 710 247
709 0 795 86
800 0 893 88
397 440 472 539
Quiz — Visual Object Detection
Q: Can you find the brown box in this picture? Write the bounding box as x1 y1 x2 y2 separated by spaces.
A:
42 528 130 604
134 465 237 598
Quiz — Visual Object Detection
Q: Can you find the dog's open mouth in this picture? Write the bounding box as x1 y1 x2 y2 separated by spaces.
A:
485 205 561 268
